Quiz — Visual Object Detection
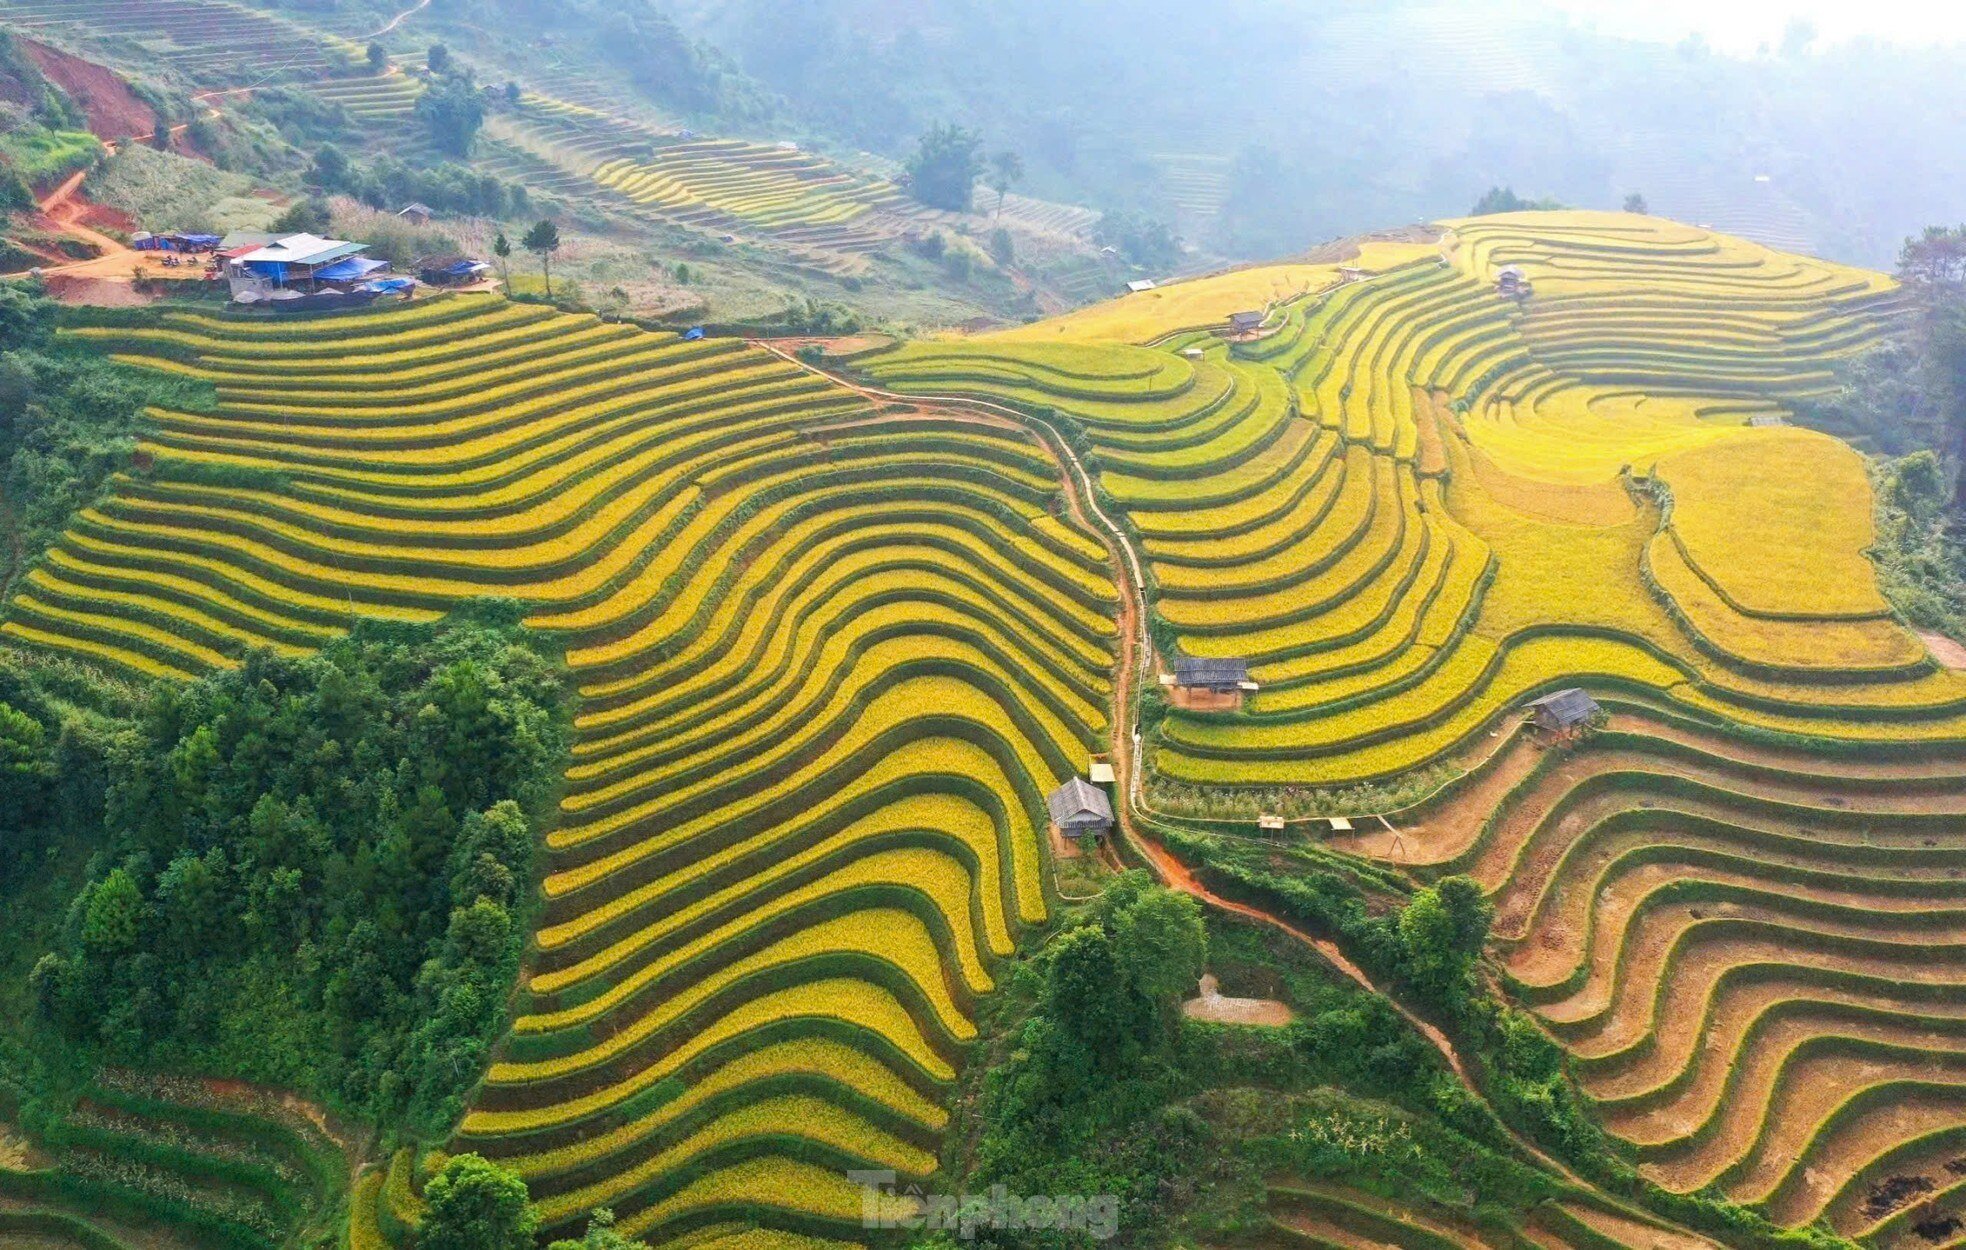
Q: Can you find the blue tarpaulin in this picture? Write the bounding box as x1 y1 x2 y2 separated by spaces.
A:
314 256 391 282
682 326 706 341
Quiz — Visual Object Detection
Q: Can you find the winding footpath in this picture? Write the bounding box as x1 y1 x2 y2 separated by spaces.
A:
755 339 1721 1245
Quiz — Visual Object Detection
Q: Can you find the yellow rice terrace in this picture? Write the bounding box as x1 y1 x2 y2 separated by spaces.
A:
3 210 1963 1250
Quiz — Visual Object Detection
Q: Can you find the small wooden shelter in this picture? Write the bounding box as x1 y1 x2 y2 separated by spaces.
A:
1496 264 1533 298
396 203 435 225
1047 777 1114 845
1526 687 1600 732
1165 656 1257 710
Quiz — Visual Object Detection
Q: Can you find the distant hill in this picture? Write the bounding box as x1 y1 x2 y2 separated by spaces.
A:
667 0 1966 268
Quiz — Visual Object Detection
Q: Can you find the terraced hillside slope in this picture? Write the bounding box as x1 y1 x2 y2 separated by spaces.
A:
862 211 1959 788
0 293 1117 1243
859 209 1966 1241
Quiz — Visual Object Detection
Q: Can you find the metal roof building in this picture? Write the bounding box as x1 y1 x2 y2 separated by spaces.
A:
1171 656 1253 691
1046 777 1113 837
1526 687 1600 730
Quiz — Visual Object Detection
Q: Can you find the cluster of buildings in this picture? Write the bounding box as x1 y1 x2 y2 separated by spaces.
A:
135 227 491 311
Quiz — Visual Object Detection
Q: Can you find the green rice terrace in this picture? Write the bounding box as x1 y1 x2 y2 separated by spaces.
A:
0 89 1964 1242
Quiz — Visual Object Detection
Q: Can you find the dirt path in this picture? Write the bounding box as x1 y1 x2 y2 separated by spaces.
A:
367 0 432 38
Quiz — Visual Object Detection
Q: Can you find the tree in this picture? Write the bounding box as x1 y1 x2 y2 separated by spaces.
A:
1111 886 1206 1004
81 868 144 954
521 219 562 298
547 1208 651 1250
273 197 331 235
986 148 1024 220
426 43 452 76
367 41 388 74
419 1154 538 1250
416 75 486 158
988 226 1013 267
491 231 511 286
1897 227 1966 509
0 701 51 828
308 144 349 191
1623 192 1648 214
904 123 983 213
1471 186 1566 216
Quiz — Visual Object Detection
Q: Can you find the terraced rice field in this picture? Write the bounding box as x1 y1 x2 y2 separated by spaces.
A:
862 212 1960 790
856 209 1966 1242
488 102 907 248
3 294 1117 1243
1254 1182 1714 1250
0 0 367 83
0 1071 346 1249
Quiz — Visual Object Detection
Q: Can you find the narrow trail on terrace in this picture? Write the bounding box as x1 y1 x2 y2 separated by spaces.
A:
367 0 432 39
758 338 1724 1244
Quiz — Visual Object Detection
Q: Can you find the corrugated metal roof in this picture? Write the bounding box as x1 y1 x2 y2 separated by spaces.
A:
1527 687 1599 727
235 233 367 267
1172 656 1250 686
1046 776 1112 827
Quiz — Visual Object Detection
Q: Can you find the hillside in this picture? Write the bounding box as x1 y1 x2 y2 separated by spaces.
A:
0 207 1959 1249
0 0 1131 329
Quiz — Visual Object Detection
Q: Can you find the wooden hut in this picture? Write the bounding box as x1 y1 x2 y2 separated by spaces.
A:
1047 777 1114 846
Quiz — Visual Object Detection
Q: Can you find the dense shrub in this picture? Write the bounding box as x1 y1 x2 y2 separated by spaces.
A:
30 612 571 1138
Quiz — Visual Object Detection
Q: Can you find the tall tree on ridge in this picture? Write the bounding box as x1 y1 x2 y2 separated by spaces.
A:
987 149 1024 220
521 219 561 299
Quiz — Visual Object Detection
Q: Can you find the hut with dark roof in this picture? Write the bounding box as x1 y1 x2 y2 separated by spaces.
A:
1525 688 1600 732
1166 656 1257 711
1046 777 1113 844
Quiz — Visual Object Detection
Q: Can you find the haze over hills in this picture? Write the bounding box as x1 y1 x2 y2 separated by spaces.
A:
671 0 1966 266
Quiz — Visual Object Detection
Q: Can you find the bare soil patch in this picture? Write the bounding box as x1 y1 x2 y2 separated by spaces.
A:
1557 1203 1722 1249
18 38 155 140
1183 973 1292 1026
1921 631 1966 671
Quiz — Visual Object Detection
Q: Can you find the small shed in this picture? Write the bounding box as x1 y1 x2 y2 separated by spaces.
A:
1496 264 1533 298
1125 278 1158 294
1257 814 1285 834
1166 656 1256 711
1181 346 1205 359
417 253 492 286
1326 816 1354 833
1526 688 1600 732
1088 760 1116 785
1338 265 1364 282
1747 415 1787 428
1047 777 1114 843
1227 310 1264 334
1171 656 1253 692
397 202 435 225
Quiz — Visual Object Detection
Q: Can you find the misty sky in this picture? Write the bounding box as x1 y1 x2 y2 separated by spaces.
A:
1542 0 1960 53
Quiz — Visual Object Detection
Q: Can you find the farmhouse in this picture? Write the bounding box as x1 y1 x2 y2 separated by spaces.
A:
1496 264 1533 298
1525 687 1600 732
1227 310 1265 336
225 233 392 303
396 202 435 224
1046 776 1113 845
1165 656 1257 711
